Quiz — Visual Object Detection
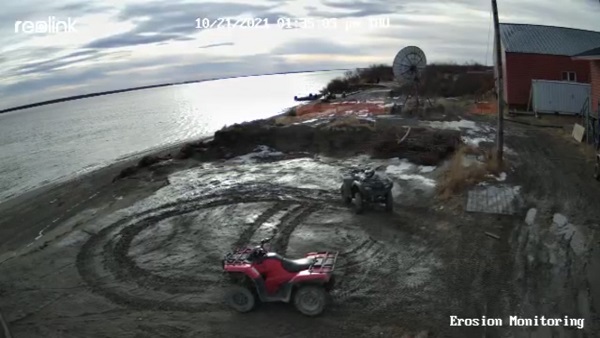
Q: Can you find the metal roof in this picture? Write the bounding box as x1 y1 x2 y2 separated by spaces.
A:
499 23 600 56
575 47 600 57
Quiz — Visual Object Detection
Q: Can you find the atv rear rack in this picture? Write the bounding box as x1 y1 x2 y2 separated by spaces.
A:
308 251 338 274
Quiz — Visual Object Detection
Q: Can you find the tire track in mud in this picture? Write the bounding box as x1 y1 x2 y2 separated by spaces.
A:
232 202 292 249
76 184 337 312
271 204 320 255
331 215 457 327
334 242 425 313
334 237 384 295
332 220 439 307
77 182 440 315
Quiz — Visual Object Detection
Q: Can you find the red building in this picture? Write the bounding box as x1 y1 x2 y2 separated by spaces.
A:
496 23 600 109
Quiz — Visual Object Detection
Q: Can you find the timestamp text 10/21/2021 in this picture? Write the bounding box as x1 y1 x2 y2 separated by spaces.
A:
194 17 390 30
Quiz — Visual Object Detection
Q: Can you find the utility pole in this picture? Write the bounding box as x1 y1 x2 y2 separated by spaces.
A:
492 0 504 164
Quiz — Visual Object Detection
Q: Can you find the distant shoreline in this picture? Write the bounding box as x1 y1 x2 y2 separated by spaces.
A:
0 69 350 114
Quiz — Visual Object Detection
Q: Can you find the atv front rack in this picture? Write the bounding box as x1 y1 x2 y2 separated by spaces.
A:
223 248 253 266
308 251 338 274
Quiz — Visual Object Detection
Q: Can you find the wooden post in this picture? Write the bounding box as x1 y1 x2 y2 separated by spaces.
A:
492 0 504 164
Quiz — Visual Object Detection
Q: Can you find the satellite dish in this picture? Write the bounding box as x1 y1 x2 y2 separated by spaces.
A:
392 46 427 84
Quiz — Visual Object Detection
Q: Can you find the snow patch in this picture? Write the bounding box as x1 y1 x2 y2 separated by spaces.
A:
398 174 436 187
385 158 437 176
504 146 517 155
117 155 441 221
386 161 414 175
385 159 437 188
424 119 480 132
227 145 284 164
487 172 507 181
461 136 492 147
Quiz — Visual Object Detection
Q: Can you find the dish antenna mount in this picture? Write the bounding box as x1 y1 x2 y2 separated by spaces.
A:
392 46 432 110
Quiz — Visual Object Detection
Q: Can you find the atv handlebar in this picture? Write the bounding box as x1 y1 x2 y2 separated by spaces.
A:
259 237 270 246
223 236 274 265
259 235 275 250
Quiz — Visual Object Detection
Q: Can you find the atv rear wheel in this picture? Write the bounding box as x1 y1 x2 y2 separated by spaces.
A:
225 285 255 313
595 159 600 181
385 191 394 212
293 285 327 316
353 191 364 214
341 184 352 204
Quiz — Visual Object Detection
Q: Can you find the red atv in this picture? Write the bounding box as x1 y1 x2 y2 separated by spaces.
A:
222 237 338 316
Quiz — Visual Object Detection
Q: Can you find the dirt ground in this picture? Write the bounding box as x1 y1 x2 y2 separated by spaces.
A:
0 154 508 338
0 107 598 337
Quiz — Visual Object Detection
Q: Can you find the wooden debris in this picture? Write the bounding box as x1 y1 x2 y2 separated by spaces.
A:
484 231 500 240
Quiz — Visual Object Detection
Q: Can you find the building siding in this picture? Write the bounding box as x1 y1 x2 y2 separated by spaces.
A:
591 60 600 114
504 53 591 107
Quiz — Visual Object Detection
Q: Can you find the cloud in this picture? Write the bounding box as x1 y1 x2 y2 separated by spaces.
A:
198 42 234 49
82 2 293 50
85 33 192 48
308 0 402 18
273 38 360 55
9 49 105 76
55 2 113 14
0 0 599 109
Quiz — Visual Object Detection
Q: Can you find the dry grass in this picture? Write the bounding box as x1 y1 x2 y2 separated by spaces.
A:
326 116 375 131
274 115 298 125
437 145 507 199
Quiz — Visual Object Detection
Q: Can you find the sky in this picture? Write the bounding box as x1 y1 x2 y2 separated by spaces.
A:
0 0 599 110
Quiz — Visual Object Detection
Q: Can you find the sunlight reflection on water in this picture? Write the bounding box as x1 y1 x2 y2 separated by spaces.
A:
0 70 345 201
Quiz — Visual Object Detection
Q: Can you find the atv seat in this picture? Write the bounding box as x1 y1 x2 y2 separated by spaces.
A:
266 253 314 273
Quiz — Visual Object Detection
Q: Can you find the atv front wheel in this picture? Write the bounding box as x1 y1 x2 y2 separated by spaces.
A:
225 285 255 313
353 191 364 214
293 285 327 316
385 191 394 212
595 160 600 181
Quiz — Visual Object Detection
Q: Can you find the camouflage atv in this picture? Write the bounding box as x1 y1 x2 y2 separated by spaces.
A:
340 168 394 214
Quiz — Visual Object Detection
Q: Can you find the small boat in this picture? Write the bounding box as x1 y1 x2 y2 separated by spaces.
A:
294 93 322 101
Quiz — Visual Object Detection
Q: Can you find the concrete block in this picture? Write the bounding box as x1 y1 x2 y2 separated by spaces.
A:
569 229 586 256
572 123 585 142
525 208 537 225
553 213 569 227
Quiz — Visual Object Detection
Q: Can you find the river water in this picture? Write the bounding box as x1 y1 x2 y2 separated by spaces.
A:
0 70 345 202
